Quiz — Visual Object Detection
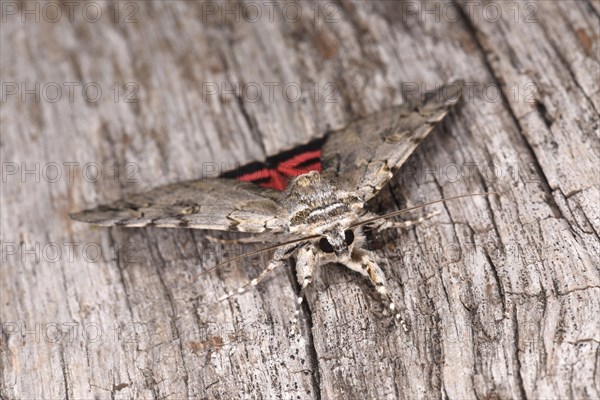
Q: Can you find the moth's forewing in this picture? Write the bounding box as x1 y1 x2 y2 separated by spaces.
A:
70 179 286 233
320 81 464 202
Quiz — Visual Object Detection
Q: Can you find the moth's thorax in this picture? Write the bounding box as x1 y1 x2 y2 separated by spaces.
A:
284 171 362 235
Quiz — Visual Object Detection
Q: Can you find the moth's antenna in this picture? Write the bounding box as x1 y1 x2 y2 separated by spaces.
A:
195 234 320 280
351 192 498 228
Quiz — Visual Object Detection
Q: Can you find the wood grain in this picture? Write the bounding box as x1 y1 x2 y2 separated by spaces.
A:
1 1 598 399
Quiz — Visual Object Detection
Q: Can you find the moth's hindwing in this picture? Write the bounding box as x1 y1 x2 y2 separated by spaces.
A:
219 137 326 191
70 179 286 233
320 80 464 202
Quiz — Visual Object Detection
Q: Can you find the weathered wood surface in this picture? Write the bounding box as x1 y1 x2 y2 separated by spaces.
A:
1 1 599 398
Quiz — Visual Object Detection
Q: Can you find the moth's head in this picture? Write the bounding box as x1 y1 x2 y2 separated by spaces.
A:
317 227 355 259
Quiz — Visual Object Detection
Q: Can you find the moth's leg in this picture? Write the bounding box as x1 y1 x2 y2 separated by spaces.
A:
290 245 317 335
295 245 316 290
218 244 294 301
345 249 408 331
363 210 441 232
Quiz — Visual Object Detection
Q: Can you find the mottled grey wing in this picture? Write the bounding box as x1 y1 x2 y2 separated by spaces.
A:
70 179 286 233
321 81 464 202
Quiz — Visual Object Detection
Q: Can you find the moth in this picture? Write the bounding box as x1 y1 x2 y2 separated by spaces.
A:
71 81 471 329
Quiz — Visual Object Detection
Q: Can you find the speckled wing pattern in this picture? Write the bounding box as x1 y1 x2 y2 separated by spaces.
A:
321 81 464 202
70 81 463 233
70 179 286 233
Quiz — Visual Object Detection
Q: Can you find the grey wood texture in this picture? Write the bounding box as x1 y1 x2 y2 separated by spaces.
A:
1 1 598 399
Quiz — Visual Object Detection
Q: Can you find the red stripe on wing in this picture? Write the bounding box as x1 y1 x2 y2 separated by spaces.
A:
223 138 325 191
236 168 288 191
276 149 322 177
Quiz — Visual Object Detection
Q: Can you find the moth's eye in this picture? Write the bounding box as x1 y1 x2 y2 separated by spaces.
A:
344 230 355 245
318 237 335 253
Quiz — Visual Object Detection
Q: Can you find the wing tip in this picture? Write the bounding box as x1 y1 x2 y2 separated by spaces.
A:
445 79 465 101
69 209 91 222
432 80 465 105
69 209 113 226
69 205 138 226
419 80 465 114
